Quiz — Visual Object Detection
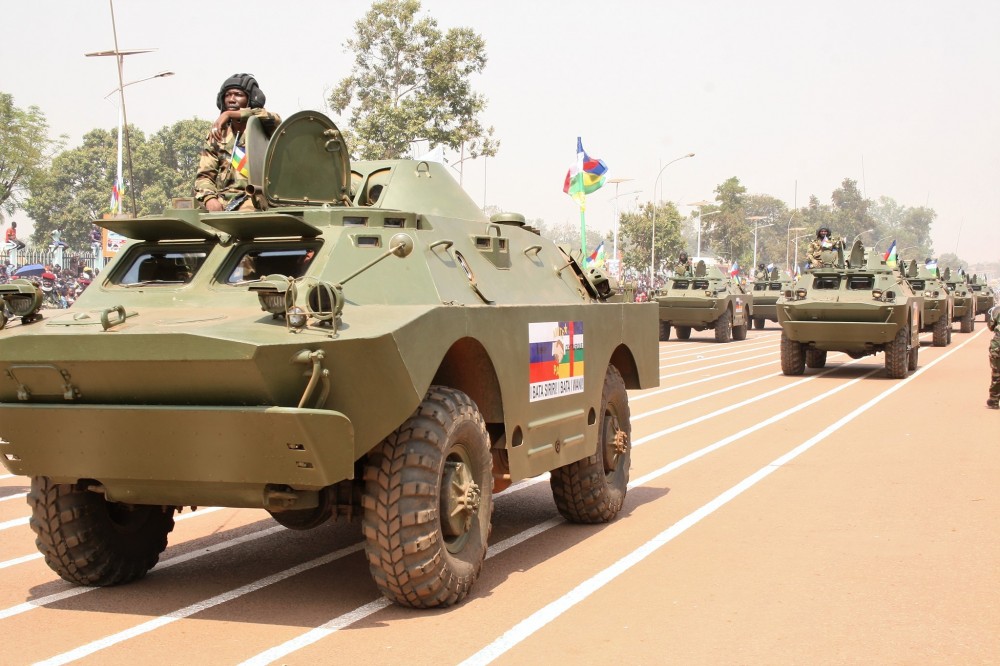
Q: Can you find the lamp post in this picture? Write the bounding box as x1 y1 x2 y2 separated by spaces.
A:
607 177 635 278
746 215 771 273
85 1 160 218
792 232 811 272
650 153 695 285
852 228 874 245
786 226 805 271
687 199 718 258
872 236 892 255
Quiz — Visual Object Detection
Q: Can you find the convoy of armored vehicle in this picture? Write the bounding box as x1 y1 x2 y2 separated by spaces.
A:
969 273 995 320
751 267 793 330
901 259 952 347
654 259 753 342
776 240 922 379
0 111 660 609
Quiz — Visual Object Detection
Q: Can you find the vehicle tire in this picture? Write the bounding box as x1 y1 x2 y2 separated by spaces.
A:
946 323 952 345
675 326 691 340
361 386 492 608
754 317 766 330
714 308 733 343
805 349 827 368
732 308 749 341
780 332 805 375
27 477 175 586
884 325 909 379
550 365 630 523
960 306 974 333
932 315 949 347
659 321 671 341
908 340 919 371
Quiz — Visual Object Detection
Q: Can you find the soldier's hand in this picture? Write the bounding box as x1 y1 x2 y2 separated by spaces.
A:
205 198 224 212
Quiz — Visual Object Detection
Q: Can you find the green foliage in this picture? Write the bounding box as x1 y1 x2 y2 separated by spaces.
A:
618 200 684 275
536 219 605 252
25 119 210 249
330 0 498 160
0 92 63 221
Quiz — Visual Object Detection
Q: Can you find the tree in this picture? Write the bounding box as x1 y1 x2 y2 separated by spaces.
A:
25 119 210 248
617 200 684 275
0 92 63 222
330 0 498 160
830 178 873 242
536 219 605 252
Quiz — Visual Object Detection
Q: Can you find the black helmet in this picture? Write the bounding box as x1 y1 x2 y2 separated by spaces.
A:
216 73 266 111
679 251 688 260
757 262 765 270
817 226 831 238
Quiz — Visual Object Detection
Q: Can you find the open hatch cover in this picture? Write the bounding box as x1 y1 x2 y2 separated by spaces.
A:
96 217 217 241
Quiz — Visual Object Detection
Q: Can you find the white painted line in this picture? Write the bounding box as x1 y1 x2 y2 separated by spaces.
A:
0 516 28 531
458 330 982 665
659 340 778 368
631 358 777 402
0 474 16 480
0 492 27 503
0 553 42 570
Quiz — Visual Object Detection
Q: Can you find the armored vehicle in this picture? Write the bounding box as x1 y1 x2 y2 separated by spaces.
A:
941 267 976 333
777 239 922 379
0 111 659 609
969 274 995 321
654 260 753 342
751 267 793 330
902 260 952 346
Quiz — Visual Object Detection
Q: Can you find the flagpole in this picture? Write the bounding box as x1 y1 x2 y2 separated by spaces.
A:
580 206 587 259
115 102 124 213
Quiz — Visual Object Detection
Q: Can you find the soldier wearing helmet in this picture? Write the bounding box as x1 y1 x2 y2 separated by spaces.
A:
674 251 692 277
754 262 768 281
806 226 839 268
194 73 281 212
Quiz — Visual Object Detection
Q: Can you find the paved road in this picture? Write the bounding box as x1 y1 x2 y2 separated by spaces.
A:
1 324 997 665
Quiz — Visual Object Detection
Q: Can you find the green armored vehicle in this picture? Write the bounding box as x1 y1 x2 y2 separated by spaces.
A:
941 267 976 333
751 267 793 330
902 260 952 347
654 260 753 342
969 273 995 321
0 111 659 609
777 239 922 379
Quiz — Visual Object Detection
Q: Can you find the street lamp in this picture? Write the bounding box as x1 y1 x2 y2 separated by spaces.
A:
607 177 636 278
103 70 174 99
786 226 805 271
650 153 695 284
852 228 874 245
792 232 811 272
872 237 892 255
687 199 719 258
746 215 771 273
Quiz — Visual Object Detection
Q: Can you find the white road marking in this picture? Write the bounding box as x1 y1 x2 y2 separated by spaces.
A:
0 492 27 503
0 517 28 531
458 331 980 665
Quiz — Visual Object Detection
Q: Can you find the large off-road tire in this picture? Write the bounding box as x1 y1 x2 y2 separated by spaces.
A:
27 477 175 586
780 332 805 375
932 315 949 347
361 386 492 608
960 306 974 333
754 317 766 330
714 308 733 343
805 349 827 368
659 321 671 341
885 325 910 379
675 326 692 340
550 366 630 524
732 308 749 341
908 340 919 371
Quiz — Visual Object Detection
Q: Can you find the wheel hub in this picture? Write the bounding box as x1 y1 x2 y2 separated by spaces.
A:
441 461 481 542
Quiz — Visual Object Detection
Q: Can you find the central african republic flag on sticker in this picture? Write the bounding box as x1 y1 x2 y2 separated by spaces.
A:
528 321 585 402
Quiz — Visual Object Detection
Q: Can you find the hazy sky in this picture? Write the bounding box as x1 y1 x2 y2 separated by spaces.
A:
4 0 998 263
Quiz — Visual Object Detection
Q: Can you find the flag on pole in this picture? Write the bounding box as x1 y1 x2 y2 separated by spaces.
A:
585 241 606 268
883 240 897 267
563 137 607 209
730 261 740 277
109 176 123 214
925 258 938 275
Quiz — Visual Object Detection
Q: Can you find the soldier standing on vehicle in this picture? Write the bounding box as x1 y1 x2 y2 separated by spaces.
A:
674 251 692 276
194 73 281 212
987 305 1000 409
807 227 838 268
754 262 768 281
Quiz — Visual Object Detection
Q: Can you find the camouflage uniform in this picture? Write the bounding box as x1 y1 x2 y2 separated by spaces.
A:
674 261 691 277
987 306 1000 409
193 108 281 210
807 237 840 267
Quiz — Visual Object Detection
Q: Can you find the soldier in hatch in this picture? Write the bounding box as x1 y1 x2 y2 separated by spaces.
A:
674 251 692 276
194 73 281 212
754 262 768 281
806 227 840 268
